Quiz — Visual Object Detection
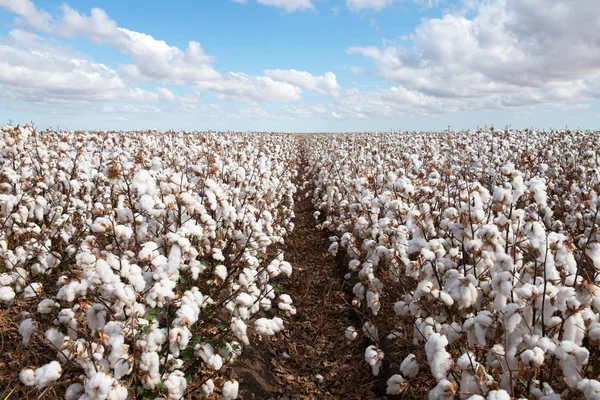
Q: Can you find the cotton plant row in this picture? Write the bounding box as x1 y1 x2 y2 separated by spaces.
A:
0 125 298 399
304 129 600 399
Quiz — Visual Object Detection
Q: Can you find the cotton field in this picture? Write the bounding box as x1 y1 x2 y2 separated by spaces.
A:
306 128 600 399
0 125 297 399
1 125 600 399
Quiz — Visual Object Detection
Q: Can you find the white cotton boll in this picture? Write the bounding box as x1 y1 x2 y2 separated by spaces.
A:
194 343 223 370
37 299 59 314
386 374 405 395
114 225 133 241
108 384 128 400
400 354 419 378
85 372 112 400
223 380 239 400
87 303 107 332
201 379 215 398
364 345 384 376
19 368 35 386
487 390 511 400
19 318 37 346
278 294 296 316
34 361 62 388
113 359 132 380
140 351 161 390
0 286 16 304
521 347 545 367
578 379 600 399
345 326 358 341
45 327 65 350
425 333 452 381
367 288 381 315
65 383 84 400
23 282 43 298
555 341 589 388
164 370 187 400
348 259 361 271
428 379 456 400
214 264 227 280
231 319 250 345
132 170 156 197
362 321 378 341
563 312 586 345
254 317 284 336
279 261 292 277
589 322 600 341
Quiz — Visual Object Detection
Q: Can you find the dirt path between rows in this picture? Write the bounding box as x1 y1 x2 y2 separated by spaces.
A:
233 151 377 399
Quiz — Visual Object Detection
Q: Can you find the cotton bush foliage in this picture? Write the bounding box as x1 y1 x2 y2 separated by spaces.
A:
304 128 600 398
0 125 297 398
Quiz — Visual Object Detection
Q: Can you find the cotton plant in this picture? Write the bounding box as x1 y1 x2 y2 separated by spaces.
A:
1 126 299 398
304 128 600 398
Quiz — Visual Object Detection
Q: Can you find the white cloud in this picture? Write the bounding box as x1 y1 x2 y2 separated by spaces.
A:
101 105 162 114
195 73 302 103
0 42 159 103
0 0 52 30
346 0 600 114
280 104 327 118
346 0 439 12
257 0 314 12
0 1 323 104
347 0 394 12
264 70 341 95
157 88 176 102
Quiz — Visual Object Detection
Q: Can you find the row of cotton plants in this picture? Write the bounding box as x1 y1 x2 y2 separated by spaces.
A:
0 125 298 399
304 128 600 399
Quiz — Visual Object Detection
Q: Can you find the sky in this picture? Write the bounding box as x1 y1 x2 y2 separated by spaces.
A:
0 0 599 132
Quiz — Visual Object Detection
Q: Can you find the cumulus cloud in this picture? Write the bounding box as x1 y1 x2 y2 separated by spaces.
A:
264 70 341 95
0 0 52 30
346 0 438 12
257 0 315 12
0 42 159 103
0 1 326 105
347 0 600 114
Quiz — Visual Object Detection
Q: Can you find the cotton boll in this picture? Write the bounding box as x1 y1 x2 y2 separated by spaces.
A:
231 318 250 345
23 282 43 299
386 374 405 395
364 345 384 376
428 379 456 400
254 317 284 336
223 380 239 400
164 370 187 400
425 333 452 381
345 326 358 341
140 351 161 390
65 383 84 400
521 347 545 367
87 303 107 332
578 379 600 399
362 321 378 341
0 286 16 304
214 265 227 280
19 368 35 386
555 341 589 388
19 318 37 346
400 354 419 378
37 299 59 314
45 327 65 350
487 390 511 400
277 294 296 316
34 361 62 388
201 379 215 398
85 372 113 400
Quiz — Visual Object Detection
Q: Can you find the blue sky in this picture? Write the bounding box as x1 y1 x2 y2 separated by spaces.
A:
0 0 599 132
